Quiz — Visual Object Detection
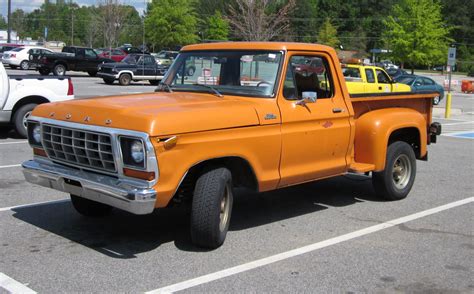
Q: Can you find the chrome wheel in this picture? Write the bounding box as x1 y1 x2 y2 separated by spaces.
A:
392 154 412 189
219 186 231 232
22 111 32 129
20 60 29 70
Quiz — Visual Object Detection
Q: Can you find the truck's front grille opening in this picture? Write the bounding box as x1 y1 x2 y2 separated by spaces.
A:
42 124 117 173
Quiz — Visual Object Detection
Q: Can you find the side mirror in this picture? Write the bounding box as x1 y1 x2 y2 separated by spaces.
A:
296 91 317 106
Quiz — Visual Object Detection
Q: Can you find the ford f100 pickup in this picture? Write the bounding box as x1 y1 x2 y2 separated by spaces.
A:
22 42 441 249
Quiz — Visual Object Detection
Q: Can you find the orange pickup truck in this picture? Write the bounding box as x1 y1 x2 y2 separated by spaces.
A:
22 42 441 248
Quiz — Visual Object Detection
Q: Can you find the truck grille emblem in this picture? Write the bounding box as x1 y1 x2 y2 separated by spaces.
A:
65 114 72 119
105 119 112 125
84 116 91 122
49 112 55 117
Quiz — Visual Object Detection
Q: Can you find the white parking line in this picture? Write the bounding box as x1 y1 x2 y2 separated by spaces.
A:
0 272 37 294
0 164 21 169
441 121 474 126
0 141 28 145
0 199 70 212
146 197 474 294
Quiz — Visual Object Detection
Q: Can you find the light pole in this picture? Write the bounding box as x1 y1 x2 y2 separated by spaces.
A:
7 0 11 43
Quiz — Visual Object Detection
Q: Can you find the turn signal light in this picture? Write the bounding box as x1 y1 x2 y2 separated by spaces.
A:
123 168 155 181
33 148 47 157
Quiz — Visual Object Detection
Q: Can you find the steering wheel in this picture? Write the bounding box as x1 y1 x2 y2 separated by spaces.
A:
257 81 272 87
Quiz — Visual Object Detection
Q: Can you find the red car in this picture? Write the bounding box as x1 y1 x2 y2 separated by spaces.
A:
98 48 127 62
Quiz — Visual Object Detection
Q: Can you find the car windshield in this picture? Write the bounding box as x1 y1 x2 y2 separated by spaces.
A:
161 50 283 98
122 55 139 64
395 76 415 85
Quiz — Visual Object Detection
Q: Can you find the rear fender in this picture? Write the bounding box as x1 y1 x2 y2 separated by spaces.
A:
354 108 427 171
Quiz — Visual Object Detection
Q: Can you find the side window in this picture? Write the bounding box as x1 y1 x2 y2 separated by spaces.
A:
112 49 124 56
144 56 155 65
365 69 375 83
376 69 390 84
422 78 434 85
76 48 85 57
283 55 333 100
85 49 96 58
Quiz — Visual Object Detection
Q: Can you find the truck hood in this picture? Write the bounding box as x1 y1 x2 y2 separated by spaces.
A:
32 92 260 136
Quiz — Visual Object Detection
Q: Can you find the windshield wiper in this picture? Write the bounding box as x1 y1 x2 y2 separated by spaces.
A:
156 82 173 93
192 84 223 98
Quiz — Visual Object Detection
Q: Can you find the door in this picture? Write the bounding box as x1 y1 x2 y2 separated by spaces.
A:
375 68 392 92
278 52 352 187
84 48 100 71
136 55 157 79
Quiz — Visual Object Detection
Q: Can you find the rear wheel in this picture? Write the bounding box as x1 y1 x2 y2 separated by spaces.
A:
186 66 196 76
372 141 416 200
88 71 97 77
53 64 66 76
20 60 30 70
70 194 113 217
190 167 233 249
13 103 37 138
103 78 115 85
119 73 132 86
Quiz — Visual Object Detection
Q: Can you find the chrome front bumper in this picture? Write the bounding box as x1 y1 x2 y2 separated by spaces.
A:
22 159 157 215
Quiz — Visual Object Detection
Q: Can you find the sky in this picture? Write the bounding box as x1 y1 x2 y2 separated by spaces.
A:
0 0 150 19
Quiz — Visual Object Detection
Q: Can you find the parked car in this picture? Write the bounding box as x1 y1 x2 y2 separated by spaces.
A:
22 42 441 249
154 50 178 66
0 63 74 137
386 68 408 79
30 46 114 76
342 64 411 94
98 48 128 62
395 74 444 105
2 46 53 70
0 43 23 54
97 54 169 85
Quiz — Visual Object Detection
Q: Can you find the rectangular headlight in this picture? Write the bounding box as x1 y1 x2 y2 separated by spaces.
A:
120 136 146 169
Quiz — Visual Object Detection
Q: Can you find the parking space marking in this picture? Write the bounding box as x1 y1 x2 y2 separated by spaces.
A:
0 199 69 212
147 197 474 294
0 164 21 169
0 141 28 145
442 131 474 139
0 272 37 294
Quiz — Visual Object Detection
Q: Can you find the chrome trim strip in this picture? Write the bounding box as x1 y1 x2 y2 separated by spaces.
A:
28 115 159 187
22 159 156 215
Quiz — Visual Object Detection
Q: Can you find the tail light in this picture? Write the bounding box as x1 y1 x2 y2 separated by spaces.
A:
67 78 74 96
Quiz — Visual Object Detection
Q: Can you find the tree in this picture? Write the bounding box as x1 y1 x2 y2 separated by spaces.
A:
226 0 296 41
145 0 198 50
98 0 127 49
317 18 339 48
0 15 7 30
204 11 229 41
11 9 27 39
383 0 451 73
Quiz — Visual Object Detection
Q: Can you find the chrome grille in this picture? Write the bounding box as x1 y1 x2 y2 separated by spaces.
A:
42 124 117 173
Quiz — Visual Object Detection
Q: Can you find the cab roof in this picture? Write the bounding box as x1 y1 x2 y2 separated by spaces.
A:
181 42 334 53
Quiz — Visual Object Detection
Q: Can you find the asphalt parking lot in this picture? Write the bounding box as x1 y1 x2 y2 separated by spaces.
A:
0 69 473 293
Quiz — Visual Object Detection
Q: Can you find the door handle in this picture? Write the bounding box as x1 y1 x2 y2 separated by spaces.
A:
332 108 344 113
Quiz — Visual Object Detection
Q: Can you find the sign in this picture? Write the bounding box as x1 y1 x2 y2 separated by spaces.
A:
447 47 456 66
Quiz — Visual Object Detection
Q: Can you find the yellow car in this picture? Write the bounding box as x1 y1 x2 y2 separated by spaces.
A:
342 64 411 94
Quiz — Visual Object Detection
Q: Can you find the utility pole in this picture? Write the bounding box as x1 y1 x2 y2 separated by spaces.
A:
71 12 74 45
7 0 11 43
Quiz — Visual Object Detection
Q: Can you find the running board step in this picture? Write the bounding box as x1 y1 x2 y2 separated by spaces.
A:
349 162 375 173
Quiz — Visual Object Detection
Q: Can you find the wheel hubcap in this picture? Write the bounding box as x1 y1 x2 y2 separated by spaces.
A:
392 154 412 189
57 67 65 75
23 111 31 129
219 186 230 232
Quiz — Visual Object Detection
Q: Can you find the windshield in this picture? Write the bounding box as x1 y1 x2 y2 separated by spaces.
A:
161 50 283 98
395 76 415 85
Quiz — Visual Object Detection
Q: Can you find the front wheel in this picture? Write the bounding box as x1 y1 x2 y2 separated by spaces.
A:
190 167 233 249
70 195 113 217
372 141 416 200
13 103 37 138
119 73 131 86
53 64 66 76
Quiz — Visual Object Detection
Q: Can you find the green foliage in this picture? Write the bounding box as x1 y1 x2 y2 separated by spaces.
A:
0 15 6 30
145 0 198 50
204 11 229 41
383 0 452 71
318 18 339 48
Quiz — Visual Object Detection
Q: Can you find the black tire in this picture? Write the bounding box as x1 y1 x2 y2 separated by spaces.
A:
372 141 417 200
88 71 97 77
186 66 196 76
149 80 159 85
119 73 132 86
103 78 115 85
20 60 30 70
13 103 37 138
70 194 113 217
53 64 66 76
190 167 233 249
39 69 50 76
